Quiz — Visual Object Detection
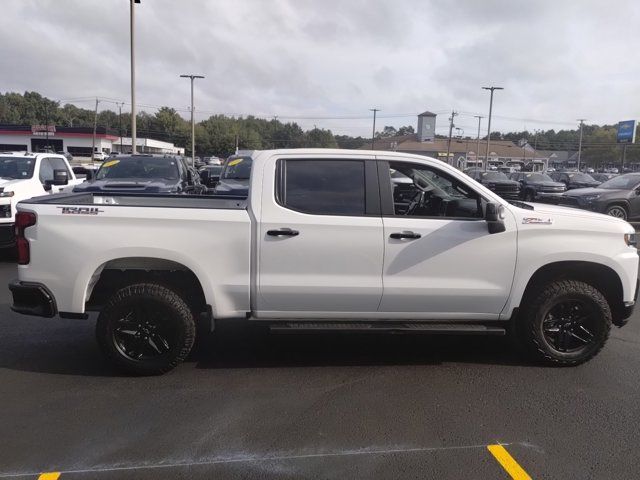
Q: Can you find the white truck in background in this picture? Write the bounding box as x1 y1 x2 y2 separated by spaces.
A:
0 152 83 248
9 149 639 375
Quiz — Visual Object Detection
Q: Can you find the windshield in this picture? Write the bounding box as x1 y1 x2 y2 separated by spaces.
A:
95 157 180 180
0 156 36 179
222 157 252 180
481 172 510 181
526 173 553 182
598 174 640 190
568 173 597 182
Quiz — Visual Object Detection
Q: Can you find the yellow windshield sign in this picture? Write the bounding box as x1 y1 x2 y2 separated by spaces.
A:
228 159 243 167
102 160 120 168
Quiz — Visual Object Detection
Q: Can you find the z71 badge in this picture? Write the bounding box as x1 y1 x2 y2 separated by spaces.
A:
57 207 104 215
522 217 553 225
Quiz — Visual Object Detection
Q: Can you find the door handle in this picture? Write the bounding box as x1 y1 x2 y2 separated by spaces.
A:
267 228 299 237
390 231 421 240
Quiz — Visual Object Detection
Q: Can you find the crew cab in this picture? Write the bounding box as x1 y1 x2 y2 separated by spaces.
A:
9 149 639 375
73 154 205 195
0 152 83 248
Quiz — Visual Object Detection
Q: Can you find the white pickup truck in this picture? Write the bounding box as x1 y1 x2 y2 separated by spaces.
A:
9 149 639 375
0 152 83 248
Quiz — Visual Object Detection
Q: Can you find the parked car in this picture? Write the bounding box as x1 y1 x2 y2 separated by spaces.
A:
509 172 567 202
591 173 618 183
0 152 83 248
199 164 223 189
605 167 620 174
71 165 99 181
558 173 640 220
213 155 252 196
10 149 638 375
203 156 222 166
73 154 205 194
549 171 601 190
465 170 520 199
92 151 108 161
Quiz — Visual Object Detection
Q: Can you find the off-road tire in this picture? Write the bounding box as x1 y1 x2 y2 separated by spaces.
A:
96 283 195 375
517 280 611 366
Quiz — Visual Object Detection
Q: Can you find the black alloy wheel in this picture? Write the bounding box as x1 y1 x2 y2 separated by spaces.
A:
541 299 602 354
97 283 195 375
516 280 611 366
112 305 176 361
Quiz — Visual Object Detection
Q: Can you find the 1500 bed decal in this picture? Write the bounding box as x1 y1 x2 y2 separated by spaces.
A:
57 207 104 215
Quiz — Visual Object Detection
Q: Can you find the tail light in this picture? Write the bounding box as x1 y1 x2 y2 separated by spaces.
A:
15 211 36 265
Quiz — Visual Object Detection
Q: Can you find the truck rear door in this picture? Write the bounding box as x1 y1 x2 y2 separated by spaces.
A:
256 155 383 316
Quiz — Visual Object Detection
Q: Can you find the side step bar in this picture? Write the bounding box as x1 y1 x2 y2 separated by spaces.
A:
267 322 506 336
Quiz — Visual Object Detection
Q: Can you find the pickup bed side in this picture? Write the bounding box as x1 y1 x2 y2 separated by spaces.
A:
13 194 251 319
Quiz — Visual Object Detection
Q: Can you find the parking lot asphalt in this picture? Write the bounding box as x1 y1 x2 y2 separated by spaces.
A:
1 259 639 479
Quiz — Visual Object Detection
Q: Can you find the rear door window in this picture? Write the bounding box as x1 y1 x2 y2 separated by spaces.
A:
278 159 366 216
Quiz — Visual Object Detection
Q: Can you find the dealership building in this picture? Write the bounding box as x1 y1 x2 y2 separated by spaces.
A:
0 124 184 157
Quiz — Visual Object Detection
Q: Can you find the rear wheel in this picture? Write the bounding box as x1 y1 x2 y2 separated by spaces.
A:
605 205 627 220
96 283 195 375
517 280 611 366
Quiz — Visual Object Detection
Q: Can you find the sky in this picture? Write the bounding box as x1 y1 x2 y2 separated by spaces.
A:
1 0 639 137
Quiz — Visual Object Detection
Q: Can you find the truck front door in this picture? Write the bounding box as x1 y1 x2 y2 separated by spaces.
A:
377 158 517 319
256 156 383 317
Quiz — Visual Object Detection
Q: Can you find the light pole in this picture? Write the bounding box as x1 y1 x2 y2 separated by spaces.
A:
370 108 380 149
130 0 140 154
482 86 503 171
118 102 124 153
446 110 458 166
474 115 483 167
577 119 586 171
180 74 205 163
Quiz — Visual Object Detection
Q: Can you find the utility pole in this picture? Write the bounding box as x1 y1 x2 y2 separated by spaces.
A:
577 119 586 171
44 104 50 152
370 108 380 149
91 98 99 162
117 102 124 153
446 110 458 166
180 74 205 164
130 0 140 153
474 115 483 168
482 86 504 171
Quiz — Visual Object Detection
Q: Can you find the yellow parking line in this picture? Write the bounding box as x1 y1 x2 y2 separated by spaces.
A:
487 444 532 480
38 473 60 480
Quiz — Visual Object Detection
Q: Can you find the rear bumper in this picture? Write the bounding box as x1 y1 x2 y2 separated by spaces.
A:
9 280 57 317
0 223 15 248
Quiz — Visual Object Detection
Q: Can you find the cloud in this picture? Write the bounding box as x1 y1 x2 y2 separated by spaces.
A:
0 0 638 136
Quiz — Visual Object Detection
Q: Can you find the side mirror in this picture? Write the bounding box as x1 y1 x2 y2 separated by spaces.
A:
199 170 211 185
45 169 69 189
486 202 506 234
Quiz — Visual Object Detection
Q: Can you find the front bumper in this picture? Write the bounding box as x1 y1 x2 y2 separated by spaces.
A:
0 223 15 248
615 279 639 327
9 280 57 317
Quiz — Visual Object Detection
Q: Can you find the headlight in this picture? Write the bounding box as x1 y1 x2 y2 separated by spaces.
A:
583 195 600 201
0 191 14 197
625 233 637 247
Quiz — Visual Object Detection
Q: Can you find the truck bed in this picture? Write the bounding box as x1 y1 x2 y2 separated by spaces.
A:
20 191 248 209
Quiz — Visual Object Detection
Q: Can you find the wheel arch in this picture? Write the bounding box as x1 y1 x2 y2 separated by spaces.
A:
85 257 209 315
517 260 624 323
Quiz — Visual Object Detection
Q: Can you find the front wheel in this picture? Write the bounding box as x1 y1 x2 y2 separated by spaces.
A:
96 283 196 375
517 280 611 366
605 205 628 220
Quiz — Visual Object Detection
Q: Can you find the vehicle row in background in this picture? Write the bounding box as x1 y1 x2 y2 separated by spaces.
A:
0 152 82 248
